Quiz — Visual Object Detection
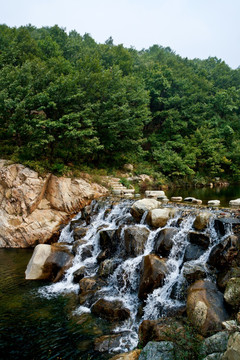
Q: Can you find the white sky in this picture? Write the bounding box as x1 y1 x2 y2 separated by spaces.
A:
1 0 239 69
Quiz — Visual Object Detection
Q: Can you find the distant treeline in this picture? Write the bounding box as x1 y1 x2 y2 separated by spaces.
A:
0 24 240 182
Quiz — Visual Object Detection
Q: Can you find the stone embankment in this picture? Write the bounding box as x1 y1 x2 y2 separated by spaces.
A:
0 160 108 247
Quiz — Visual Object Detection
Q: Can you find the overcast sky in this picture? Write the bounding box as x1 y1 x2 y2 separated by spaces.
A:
1 0 239 69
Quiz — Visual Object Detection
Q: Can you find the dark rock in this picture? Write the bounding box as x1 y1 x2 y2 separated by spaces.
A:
43 244 74 282
98 259 119 278
73 227 87 241
184 244 206 262
97 250 109 263
139 318 184 347
214 218 240 237
154 228 178 257
138 255 167 301
79 277 106 306
81 244 93 261
73 266 85 283
208 235 240 269
94 334 123 353
224 277 240 308
124 226 150 257
187 280 229 336
91 299 130 321
72 239 87 255
217 267 240 290
188 231 210 249
70 218 85 231
183 263 206 283
138 341 175 360
201 331 229 357
99 229 120 256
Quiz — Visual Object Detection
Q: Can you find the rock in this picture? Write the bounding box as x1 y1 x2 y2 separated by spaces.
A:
109 349 141 360
138 318 184 347
73 266 85 283
138 255 167 300
94 334 123 353
98 259 119 278
183 263 206 283
201 331 229 357
130 199 160 222
229 199 240 206
203 354 224 360
70 217 85 231
123 164 134 172
73 227 87 241
184 197 202 204
147 208 177 228
222 332 240 360
187 280 229 336
124 226 150 257
184 243 206 262
80 244 93 260
193 212 213 231
224 277 240 308
72 239 87 255
25 244 52 279
153 228 178 257
208 200 220 206
99 229 119 256
189 231 210 249
171 197 182 202
222 320 240 332
208 235 240 269
214 218 240 237
138 341 174 360
145 190 165 198
217 267 240 290
79 277 106 306
0 161 108 248
91 299 130 321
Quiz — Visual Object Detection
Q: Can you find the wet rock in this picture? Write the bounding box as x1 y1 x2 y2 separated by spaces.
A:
99 229 119 257
130 198 160 222
124 226 150 257
201 331 229 357
138 255 167 300
224 277 240 308
138 341 174 360
79 277 106 306
94 334 123 353
153 228 178 257
72 239 87 256
147 208 177 228
187 280 229 336
73 266 85 283
183 263 206 283
184 243 206 262
69 218 85 231
91 299 130 321
222 332 240 360
109 349 141 360
208 235 240 269
73 226 87 241
138 318 184 347
98 259 119 278
217 267 240 290
189 231 210 249
81 244 93 261
214 218 240 237
193 212 213 231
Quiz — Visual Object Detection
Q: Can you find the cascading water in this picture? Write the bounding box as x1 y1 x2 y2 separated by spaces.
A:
38 198 232 354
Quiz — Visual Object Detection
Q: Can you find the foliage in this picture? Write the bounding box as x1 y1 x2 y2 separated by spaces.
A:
0 24 240 181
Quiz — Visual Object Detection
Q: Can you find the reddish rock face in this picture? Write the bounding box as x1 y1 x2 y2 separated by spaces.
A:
187 280 229 336
0 160 108 247
138 254 168 301
91 299 130 322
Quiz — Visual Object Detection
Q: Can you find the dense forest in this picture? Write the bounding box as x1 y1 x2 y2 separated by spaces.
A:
0 24 240 184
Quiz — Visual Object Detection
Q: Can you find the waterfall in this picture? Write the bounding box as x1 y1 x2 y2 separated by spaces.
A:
38 198 232 353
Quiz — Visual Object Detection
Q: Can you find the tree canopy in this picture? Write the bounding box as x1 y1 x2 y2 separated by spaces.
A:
0 24 239 182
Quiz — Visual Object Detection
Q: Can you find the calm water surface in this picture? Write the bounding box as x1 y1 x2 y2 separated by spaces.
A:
0 249 112 360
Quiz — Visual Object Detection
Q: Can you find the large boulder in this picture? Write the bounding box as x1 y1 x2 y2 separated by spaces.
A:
153 228 178 257
147 208 177 228
187 280 229 336
25 243 73 281
109 349 141 360
188 232 210 249
124 226 150 257
217 267 240 290
79 277 106 305
184 244 206 262
201 331 229 358
138 341 174 360
229 199 240 206
208 235 240 269
0 160 108 248
91 299 130 321
193 212 213 231
182 263 206 284
130 199 160 222
138 255 167 300
224 277 240 308
99 229 120 256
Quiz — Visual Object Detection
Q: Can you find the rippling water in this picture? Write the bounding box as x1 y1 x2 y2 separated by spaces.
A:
0 249 112 360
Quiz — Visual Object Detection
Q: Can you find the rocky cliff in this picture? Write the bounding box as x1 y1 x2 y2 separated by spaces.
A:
0 160 108 247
